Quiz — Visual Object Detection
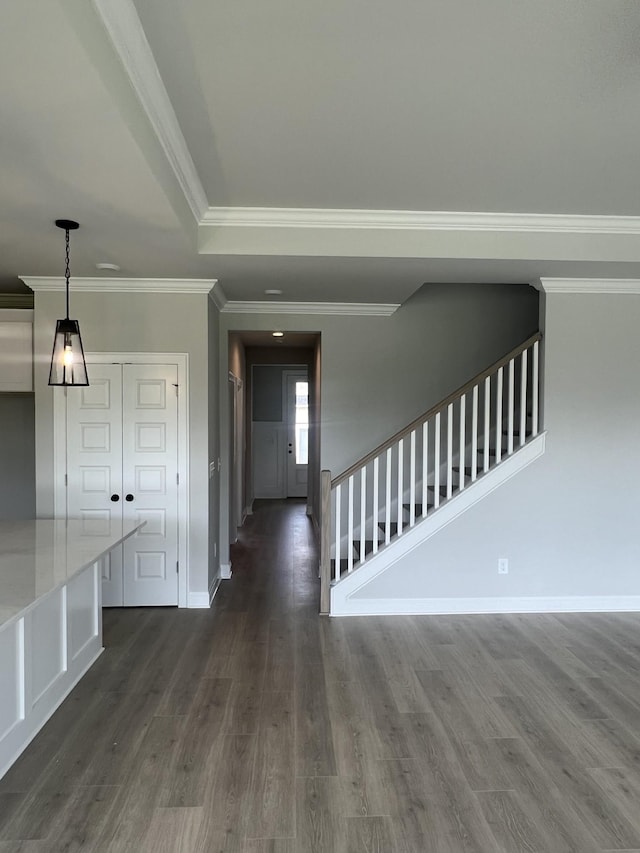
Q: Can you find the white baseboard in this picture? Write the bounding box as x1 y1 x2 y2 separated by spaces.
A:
187 591 210 608
188 576 223 609
220 562 232 579
331 595 640 617
209 577 221 605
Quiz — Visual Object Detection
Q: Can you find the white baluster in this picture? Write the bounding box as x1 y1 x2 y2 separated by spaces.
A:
484 376 490 473
422 421 428 518
446 403 453 499
520 348 528 446
360 467 366 565
385 447 392 544
334 484 341 581
347 475 354 573
459 394 466 492
434 412 441 509
372 456 379 554
507 359 514 456
471 384 478 483
496 366 503 463
532 341 539 436
409 430 416 527
397 439 404 536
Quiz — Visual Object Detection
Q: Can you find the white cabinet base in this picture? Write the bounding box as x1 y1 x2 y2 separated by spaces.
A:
0 562 102 780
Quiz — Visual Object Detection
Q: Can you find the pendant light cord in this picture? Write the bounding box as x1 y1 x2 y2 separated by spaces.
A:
64 227 71 319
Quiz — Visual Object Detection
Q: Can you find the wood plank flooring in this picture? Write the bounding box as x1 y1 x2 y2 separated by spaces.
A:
2 499 640 850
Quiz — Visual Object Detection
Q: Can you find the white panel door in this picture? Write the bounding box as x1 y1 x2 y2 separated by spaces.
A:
65 363 124 606
65 362 179 607
121 364 178 606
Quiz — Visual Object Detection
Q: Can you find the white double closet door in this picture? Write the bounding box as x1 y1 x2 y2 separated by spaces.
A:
65 362 179 606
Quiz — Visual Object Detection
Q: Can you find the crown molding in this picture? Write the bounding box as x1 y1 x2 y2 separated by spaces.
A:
202 206 640 235
92 0 208 222
220 301 400 316
21 277 217 294
0 293 34 309
208 281 228 311
540 278 640 294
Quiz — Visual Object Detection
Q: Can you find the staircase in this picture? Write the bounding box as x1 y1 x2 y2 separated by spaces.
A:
319 332 544 615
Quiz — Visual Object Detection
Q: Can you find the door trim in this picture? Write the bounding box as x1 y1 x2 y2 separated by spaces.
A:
53 352 190 608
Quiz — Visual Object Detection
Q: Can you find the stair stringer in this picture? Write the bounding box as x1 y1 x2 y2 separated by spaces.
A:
330 432 546 616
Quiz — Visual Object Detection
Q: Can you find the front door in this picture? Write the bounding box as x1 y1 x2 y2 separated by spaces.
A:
65 362 179 606
285 371 308 498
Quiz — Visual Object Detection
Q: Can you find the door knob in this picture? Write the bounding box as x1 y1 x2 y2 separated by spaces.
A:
125 494 134 502
110 494 120 502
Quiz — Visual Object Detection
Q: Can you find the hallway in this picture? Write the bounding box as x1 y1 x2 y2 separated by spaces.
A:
2 501 640 850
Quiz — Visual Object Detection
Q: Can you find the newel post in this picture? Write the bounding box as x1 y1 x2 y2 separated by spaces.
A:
319 469 331 615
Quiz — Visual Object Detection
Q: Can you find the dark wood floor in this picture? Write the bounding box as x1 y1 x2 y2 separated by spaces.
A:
2 500 640 851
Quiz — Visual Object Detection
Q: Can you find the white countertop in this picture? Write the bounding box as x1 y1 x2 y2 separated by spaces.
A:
0 519 143 628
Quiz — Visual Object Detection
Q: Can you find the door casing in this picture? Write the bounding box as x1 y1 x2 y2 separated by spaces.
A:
53 352 190 608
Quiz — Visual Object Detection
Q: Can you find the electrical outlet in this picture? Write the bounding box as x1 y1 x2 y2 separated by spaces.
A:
498 558 509 575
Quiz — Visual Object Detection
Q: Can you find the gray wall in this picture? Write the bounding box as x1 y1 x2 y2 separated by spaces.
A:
355 289 640 604
218 283 539 565
0 394 35 519
33 290 210 599
252 366 286 421
208 296 220 592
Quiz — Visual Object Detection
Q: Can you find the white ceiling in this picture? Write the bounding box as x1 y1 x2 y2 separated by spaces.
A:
3 0 640 300
133 0 640 214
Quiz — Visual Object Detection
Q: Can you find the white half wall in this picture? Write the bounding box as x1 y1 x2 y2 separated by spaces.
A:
348 287 640 612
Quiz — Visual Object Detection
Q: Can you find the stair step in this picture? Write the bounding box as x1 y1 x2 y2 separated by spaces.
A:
428 485 450 497
329 558 350 578
402 502 435 514
352 540 378 558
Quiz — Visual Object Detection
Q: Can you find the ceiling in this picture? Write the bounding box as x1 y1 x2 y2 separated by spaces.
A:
3 0 640 302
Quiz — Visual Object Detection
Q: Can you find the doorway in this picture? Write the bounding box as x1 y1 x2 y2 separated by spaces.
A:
222 332 321 573
252 365 308 500
228 372 244 543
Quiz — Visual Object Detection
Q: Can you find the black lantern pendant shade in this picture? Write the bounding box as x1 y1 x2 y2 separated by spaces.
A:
48 219 89 386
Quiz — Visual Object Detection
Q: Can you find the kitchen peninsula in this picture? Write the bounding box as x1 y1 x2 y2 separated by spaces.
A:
0 519 142 779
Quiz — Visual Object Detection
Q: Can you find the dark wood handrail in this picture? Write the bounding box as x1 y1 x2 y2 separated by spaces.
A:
331 331 542 488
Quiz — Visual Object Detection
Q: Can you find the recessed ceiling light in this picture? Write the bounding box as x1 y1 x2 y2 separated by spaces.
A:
95 262 121 272
265 289 283 295
272 331 284 337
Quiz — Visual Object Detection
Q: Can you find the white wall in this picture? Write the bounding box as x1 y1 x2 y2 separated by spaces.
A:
33 290 210 600
218 283 539 566
353 288 640 609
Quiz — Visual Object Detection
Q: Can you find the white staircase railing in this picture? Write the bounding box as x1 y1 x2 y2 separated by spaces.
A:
319 332 542 614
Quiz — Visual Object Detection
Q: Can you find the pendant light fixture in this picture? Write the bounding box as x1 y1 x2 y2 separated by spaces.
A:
48 219 89 386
